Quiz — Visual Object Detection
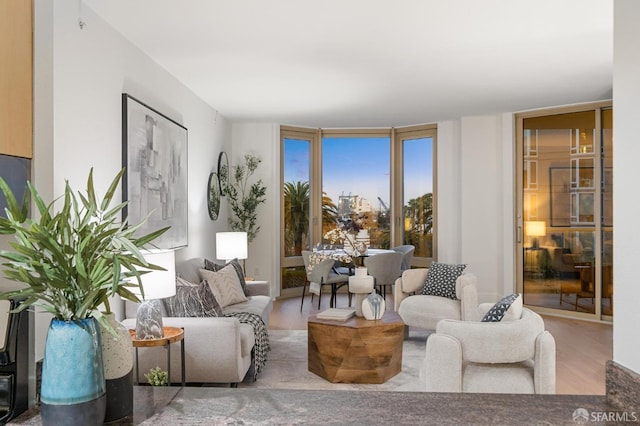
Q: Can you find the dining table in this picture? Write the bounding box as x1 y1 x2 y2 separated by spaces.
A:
313 248 396 307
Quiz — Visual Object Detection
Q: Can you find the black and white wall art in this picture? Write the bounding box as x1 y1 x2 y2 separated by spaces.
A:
122 94 188 249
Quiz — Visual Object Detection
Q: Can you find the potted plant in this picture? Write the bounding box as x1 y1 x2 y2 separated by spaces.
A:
0 168 168 426
219 154 267 243
144 366 169 386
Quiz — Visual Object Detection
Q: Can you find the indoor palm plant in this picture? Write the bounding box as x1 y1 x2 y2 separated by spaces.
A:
0 168 167 425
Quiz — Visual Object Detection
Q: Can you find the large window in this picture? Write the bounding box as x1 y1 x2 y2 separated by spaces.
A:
396 129 435 261
280 125 436 295
321 135 391 249
283 138 311 257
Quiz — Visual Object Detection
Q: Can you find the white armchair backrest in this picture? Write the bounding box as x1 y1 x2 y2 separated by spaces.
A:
435 308 545 364
398 268 429 294
455 273 477 299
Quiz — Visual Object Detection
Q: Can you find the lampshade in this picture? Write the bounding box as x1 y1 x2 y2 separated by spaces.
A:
216 232 248 261
132 249 176 340
525 221 546 237
132 249 176 301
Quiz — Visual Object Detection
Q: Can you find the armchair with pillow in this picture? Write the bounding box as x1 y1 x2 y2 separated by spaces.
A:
393 262 478 333
118 257 272 386
424 294 556 394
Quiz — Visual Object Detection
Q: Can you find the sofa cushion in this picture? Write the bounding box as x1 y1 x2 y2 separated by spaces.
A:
462 360 535 393
481 293 522 322
205 258 249 296
398 295 461 330
200 266 248 308
222 295 272 322
422 262 467 299
163 277 223 317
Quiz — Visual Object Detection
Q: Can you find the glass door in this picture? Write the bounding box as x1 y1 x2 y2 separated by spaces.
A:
517 105 612 320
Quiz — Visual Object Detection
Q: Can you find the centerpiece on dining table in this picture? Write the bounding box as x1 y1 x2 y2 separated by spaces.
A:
324 227 369 257
307 219 371 272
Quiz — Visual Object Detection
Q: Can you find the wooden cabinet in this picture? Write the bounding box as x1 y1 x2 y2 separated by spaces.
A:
0 0 33 159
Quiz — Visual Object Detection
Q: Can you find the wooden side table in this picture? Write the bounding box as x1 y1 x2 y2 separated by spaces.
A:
129 326 185 387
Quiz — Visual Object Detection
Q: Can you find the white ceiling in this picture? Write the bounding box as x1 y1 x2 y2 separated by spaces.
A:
84 0 613 128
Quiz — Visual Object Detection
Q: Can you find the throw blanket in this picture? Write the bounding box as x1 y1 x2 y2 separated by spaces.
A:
224 312 270 380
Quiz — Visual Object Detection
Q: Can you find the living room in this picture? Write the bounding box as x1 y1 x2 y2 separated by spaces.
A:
1 0 640 424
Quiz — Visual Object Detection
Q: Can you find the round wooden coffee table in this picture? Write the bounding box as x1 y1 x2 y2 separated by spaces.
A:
307 311 404 384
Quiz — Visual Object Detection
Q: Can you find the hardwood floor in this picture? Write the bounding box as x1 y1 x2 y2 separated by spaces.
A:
268 293 613 395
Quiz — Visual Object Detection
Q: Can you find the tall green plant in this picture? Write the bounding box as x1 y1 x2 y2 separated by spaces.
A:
220 154 267 242
0 168 168 331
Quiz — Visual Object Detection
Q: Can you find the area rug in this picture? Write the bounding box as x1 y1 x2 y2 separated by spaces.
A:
239 329 431 392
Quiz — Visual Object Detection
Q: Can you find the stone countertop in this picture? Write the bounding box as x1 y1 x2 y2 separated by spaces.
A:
11 386 621 425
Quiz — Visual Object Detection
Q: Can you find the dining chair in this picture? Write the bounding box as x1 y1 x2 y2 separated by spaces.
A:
301 251 350 311
391 245 415 271
364 251 404 300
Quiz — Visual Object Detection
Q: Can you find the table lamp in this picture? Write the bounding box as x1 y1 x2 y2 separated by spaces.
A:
525 221 546 249
216 231 248 275
132 249 176 340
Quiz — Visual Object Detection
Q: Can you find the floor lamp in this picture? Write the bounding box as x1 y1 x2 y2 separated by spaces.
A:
133 249 176 340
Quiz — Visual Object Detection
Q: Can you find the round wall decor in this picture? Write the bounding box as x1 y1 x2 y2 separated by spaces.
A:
207 172 220 220
217 151 229 196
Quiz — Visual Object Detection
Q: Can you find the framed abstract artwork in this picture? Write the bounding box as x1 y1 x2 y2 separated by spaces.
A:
122 94 188 249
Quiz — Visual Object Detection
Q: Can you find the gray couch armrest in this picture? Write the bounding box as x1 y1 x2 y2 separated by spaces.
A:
246 280 270 297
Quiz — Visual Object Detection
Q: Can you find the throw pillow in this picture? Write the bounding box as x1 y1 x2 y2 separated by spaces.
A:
200 265 248 309
481 293 521 322
421 262 467 299
204 258 249 297
163 277 223 317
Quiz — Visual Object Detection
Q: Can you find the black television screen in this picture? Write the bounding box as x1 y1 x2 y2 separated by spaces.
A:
0 154 30 219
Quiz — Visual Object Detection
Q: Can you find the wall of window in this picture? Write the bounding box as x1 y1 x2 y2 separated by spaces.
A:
280 125 436 295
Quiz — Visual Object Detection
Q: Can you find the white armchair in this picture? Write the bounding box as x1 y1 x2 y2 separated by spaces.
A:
393 268 478 331
424 307 556 394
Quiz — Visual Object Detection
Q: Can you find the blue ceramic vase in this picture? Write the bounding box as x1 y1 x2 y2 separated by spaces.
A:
40 318 106 426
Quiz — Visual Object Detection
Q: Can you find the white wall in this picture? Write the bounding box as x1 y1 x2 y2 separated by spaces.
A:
434 120 462 263
230 123 280 296
437 114 515 303
612 0 640 374
29 0 229 360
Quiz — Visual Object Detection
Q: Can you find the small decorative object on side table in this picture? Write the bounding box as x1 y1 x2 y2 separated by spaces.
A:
362 290 386 320
129 327 185 387
348 267 374 317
